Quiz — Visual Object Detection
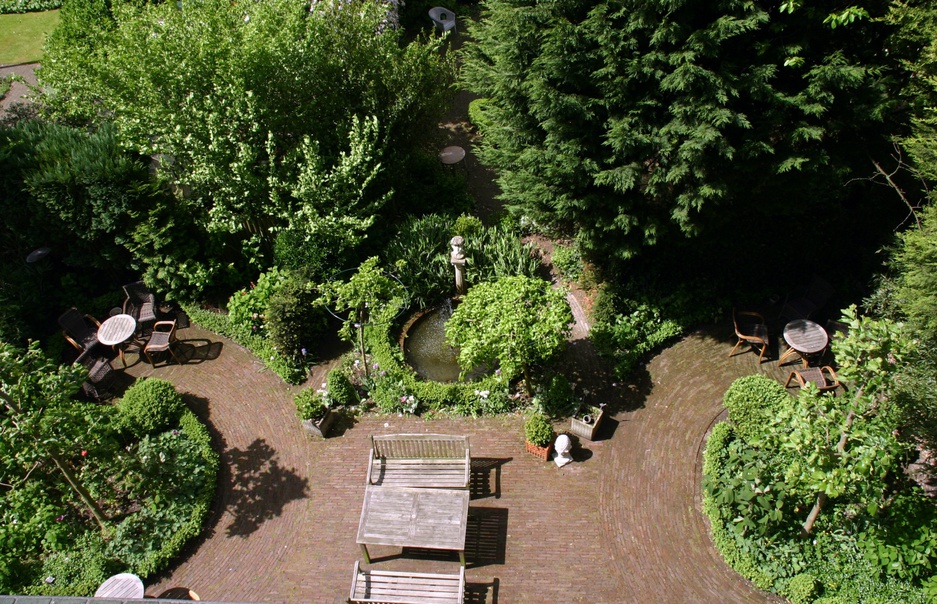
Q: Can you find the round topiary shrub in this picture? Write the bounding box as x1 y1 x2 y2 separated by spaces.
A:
119 378 185 438
294 387 327 421
524 413 554 447
723 374 792 444
326 369 358 406
787 573 819 604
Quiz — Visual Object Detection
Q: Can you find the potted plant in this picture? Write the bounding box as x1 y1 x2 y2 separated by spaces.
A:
570 403 605 441
524 413 554 461
295 386 335 438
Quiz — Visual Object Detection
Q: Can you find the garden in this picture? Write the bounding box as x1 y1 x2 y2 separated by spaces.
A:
1 0 937 601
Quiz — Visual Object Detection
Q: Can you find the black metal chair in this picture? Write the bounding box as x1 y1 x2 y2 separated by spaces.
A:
58 308 101 352
74 349 117 400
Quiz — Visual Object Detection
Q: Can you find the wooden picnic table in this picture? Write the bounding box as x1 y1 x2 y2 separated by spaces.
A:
356 485 469 566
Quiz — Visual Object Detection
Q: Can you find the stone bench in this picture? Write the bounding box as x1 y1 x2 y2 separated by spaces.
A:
349 561 464 604
366 434 470 489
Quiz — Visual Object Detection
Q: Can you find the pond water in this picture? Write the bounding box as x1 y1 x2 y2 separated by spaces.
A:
404 305 462 382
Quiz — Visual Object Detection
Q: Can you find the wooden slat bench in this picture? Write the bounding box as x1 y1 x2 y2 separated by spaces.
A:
366 434 470 489
349 561 464 604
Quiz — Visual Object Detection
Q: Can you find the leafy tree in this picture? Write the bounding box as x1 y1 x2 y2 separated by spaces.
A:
0 341 109 530
892 203 937 340
445 275 572 394
462 0 905 260
320 257 407 375
41 0 453 297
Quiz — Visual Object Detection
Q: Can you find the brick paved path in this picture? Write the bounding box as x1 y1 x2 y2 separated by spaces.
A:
123 319 792 604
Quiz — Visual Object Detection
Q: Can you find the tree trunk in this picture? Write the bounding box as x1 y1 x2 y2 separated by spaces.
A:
358 323 369 378
801 492 827 536
0 390 108 530
523 364 533 396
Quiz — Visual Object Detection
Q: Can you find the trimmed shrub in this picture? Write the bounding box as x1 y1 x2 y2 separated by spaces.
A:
524 414 553 446
327 369 358 406
118 378 185 438
787 573 819 604
0 0 62 14
723 374 792 444
535 373 576 417
23 532 111 596
452 214 484 238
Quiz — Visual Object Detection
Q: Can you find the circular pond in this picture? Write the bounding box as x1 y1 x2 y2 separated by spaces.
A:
402 305 462 382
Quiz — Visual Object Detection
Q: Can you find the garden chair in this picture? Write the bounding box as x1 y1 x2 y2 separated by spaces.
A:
122 281 158 334
778 275 834 324
729 309 770 363
144 320 183 366
74 349 117 400
58 307 102 352
785 366 842 393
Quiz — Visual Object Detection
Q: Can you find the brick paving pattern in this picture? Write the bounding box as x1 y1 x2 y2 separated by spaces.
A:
119 317 795 604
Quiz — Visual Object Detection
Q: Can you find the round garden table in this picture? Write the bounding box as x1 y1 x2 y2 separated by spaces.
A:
778 319 829 368
97 313 137 367
94 572 145 599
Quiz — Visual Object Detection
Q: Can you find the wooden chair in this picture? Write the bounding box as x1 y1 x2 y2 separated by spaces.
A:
729 309 770 363
144 320 183 366
58 307 101 352
74 349 117 400
785 366 842 392
122 281 158 333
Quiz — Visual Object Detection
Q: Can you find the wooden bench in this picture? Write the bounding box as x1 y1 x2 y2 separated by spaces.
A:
366 434 470 489
349 561 464 604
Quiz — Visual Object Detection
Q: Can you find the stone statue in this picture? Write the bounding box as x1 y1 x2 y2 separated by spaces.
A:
449 236 466 295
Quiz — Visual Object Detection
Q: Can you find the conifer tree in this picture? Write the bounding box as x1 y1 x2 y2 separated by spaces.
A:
463 0 905 260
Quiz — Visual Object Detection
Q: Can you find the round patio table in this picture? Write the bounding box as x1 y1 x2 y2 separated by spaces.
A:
97 313 137 367
439 145 465 165
778 319 829 368
94 572 144 599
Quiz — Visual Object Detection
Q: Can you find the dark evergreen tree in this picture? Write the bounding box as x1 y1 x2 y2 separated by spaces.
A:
463 0 906 260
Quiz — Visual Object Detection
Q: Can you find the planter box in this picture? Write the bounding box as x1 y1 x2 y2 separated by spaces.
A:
570 404 605 441
301 408 336 438
525 439 553 461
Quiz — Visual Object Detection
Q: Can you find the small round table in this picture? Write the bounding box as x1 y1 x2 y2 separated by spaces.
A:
97 313 138 367
95 572 145 599
778 319 829 368
439 145 466 166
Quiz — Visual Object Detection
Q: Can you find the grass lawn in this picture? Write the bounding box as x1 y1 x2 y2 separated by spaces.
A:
0 9 59 66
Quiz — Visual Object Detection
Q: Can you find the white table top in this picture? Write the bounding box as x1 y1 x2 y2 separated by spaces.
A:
357 485 468 552
97 313 137 346
94 572 145 599
439 146 466 165
783 319 829 355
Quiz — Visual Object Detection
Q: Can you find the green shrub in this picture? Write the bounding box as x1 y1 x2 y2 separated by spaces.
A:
524 414 554 446
273 228 338 282
23 532 111 597
551 242 583 282
118 378 185 438
265 269 329 360
723 374 792 445
327 369 358 406
535 373 576 417
0 0 62 13
227 267 284 334
452 214 484 238
788 573 819 604
295 387 328 421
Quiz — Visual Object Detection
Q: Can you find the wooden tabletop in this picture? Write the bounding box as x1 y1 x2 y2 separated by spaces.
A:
357 485 469 552
97 313 137 346
94 572 145 599
782 319 829 354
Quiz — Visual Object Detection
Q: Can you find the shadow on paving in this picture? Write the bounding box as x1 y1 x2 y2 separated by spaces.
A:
470 457 511 500
465 578 500 604
225 438 309 537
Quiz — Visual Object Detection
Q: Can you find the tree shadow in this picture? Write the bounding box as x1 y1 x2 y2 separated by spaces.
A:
559 337 653 415
470 457 511 500
224 438 310 538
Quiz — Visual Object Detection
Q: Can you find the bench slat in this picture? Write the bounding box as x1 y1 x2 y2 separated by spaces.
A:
367 434 470 489
350 562 464 604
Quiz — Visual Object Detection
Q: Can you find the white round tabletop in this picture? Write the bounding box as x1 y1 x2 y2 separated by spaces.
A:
97 313 137 346
439 145 466 165
94 572 145 599
783 319 829 355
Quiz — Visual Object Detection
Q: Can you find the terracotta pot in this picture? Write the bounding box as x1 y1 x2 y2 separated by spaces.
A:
525 439 553 461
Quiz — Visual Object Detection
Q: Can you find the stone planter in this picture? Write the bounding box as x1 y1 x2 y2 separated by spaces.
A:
525 439 553 461
570 404 605 441
301 408 336 438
